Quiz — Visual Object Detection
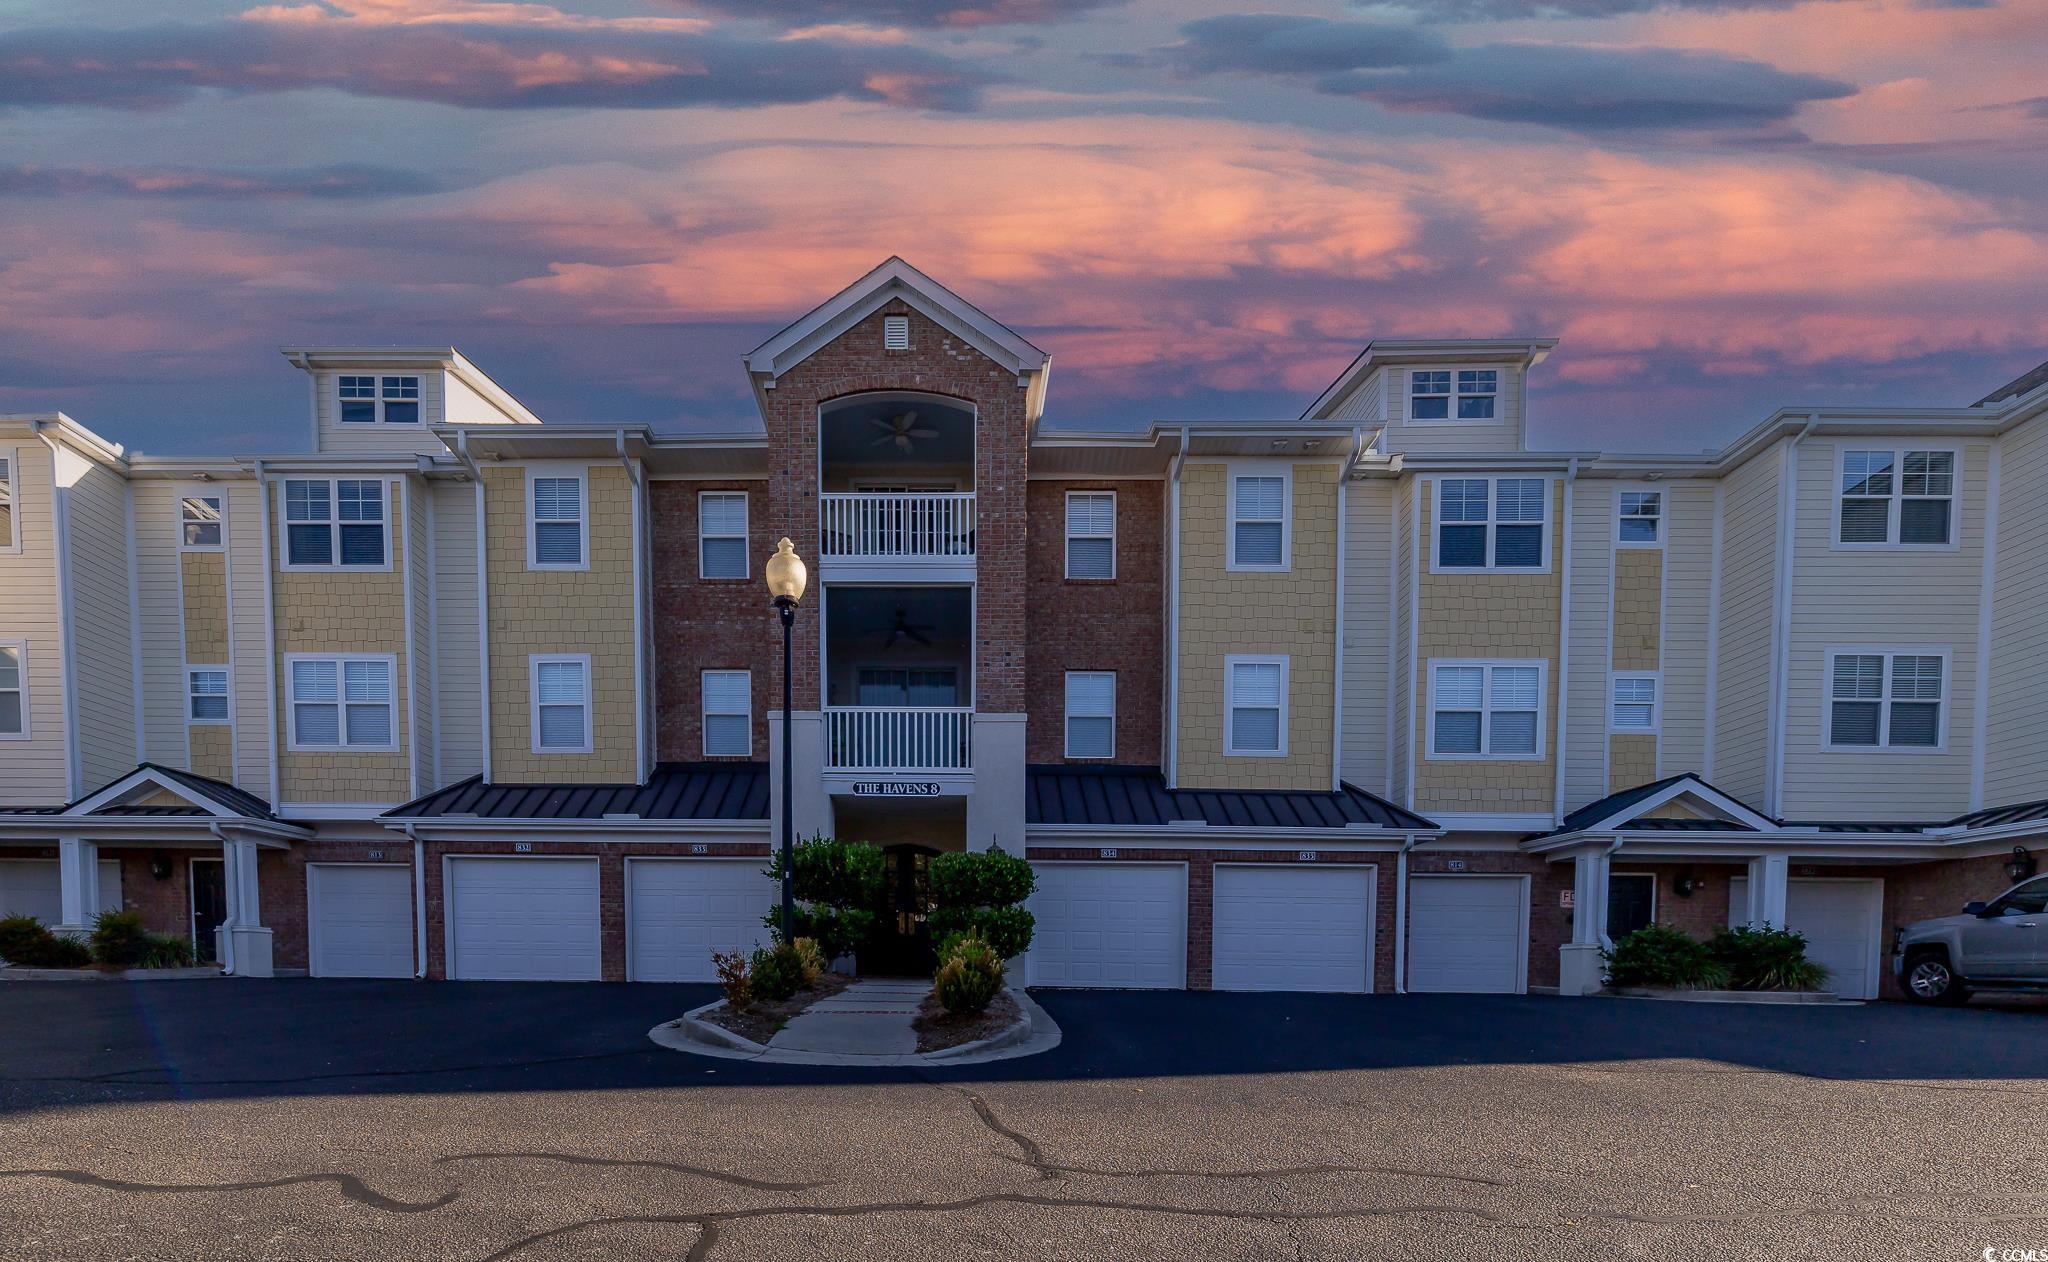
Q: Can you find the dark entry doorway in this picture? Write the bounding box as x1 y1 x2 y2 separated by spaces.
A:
862 843 939 976
190 857 227 964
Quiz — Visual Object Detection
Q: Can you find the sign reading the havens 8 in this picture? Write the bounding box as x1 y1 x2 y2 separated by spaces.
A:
851 781 944 797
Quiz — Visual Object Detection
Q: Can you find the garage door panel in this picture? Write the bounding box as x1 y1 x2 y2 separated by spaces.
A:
309 865 414 978
1213 865 1372 993
629 859 775 983
1028 863 1185 989
1408 875 1526 994
448 857 601 982
0 859 123 926
1729 877 1880 1000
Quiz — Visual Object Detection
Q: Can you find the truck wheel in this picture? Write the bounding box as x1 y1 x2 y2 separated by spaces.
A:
1902 952 1967 1005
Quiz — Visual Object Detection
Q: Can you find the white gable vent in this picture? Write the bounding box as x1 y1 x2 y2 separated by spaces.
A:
883 315 910 350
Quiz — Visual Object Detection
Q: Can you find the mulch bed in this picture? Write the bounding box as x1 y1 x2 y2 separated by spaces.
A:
912 988 1021 1054
699 972 850 1046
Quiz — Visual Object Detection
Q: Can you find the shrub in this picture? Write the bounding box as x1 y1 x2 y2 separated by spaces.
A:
791 937 825 987
1602 924 1729 990
712 949 752 1010
763 904 877 963
1709 925 1830 991
933 932 1005 1015
765 836 885 959
89 909 153 969
928 848 1036 960
136 934 193 969
0 915 91 968
749 942 806 1002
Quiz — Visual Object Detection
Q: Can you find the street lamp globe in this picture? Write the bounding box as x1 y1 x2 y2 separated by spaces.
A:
766 537 807 605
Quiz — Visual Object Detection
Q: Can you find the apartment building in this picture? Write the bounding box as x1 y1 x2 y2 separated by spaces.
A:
4 258 2046 999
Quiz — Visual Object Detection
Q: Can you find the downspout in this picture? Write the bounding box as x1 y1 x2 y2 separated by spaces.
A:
1392 832 1421 994
207 821 233 976
254 459 281 808
1551 457 1579 824
401 820 427 980
617 429 650 782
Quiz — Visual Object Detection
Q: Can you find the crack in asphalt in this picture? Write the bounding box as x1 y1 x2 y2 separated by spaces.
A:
0 1167 456 1214
996 1153 1509 1188
952 1090 1058 1181
438 1151 828 1192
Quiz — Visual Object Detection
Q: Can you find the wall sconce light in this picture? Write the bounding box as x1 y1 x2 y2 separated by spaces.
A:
149 852 173 881
2005 846 2036 884
1672 870 1698 898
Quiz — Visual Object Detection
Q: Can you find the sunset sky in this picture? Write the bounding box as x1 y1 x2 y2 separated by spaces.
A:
2 0 2043 455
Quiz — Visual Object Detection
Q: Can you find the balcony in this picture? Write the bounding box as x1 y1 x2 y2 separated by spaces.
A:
819 492 975 562
825 706 973 773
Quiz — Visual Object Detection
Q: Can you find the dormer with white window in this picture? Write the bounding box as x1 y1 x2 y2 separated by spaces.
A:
1299 339 1556 456
281 347 544 457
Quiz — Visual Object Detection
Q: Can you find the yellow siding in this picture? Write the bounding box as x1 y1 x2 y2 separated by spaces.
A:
181 551 229 663
1175 462 1338 791
1611 549 1662 672
188 724 234 781
1413 480 1564 814
1608 735 1658 793
484 463 638 783
274 479 412 804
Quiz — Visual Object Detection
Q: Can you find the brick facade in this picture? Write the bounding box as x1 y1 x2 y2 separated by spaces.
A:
1024 479 1165 765
650 480 779 763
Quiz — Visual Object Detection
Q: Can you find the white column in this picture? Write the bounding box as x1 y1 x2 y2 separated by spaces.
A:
1746 853 1790 928
219 837 273 977
966 713 1026 854
1558 845 1613 996
55 836 100 937
768 710 835 843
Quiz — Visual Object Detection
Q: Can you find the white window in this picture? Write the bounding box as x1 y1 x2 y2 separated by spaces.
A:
1065 491 1115 579
1225 656 1288 756
531 655 592 754
699 491 748 579
287 656 396 751
1610 673 1659 732
1409 368 1497 422
0 641 24 738
186 667 229 724
283 478 387 568
528 472 586 569
1430 660 1545 759
338 375 421 424
0 454 15 552
1064 671 1116 759
883 315 911 350
180 494 223 550
702 669 751 757
1617 490 1661 546
1436 476 1547 570
1838 448 1955 547
1826 650 1946 750
1228 472 1289 571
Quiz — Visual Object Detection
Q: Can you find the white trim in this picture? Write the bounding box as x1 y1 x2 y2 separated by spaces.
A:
0 638 29 740
1830 443 1962 552
1224 654 1289 757
1402 365 1503 427
256 466 280 807
176 488 226 552
36 431 81 797
66 765 247 818
1404 482 1420 811
185 664 232 726
1428 473 1554 574
399 476 419 799
1062 669 1116 760
0 445 18 554
1332 475 1346 793
1165 436 1184 787
277 475 394 572
1383 486 1398 800
1609 671 1662 735
124 481 144 768
276 802 400 819
529 653 595 755
283 652 401 753
1226 462 1291 572
1554 467 1573 821
473 473 491 782
1572 774 1780 835
1611 482 1665 549
1821 645 1953 753
701 668 753 759
1702 481 1725 779
1425 658 1548 761
524 464 590 572
1766 435 1800 815
697 489 749 580
1063 489 1116 580
424 485 441 791
334 372 424 426
882 313 911 351
1405 872 1530 995
1971 438 2001 809
1210 861 1377 994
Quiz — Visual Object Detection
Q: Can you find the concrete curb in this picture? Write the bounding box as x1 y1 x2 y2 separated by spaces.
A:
647 985 1062 1066
0 965 226 982
1604 986 1850 1005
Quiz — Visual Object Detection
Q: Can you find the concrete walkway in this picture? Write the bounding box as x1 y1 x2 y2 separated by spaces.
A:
769 978 925 1057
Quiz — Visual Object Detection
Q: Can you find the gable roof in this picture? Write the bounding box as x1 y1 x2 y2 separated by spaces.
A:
59 764 277 820
387 762 769 821
1542 773 1776 838
1976 358 2048 408
1025 764 1437 832
742 257 1050 416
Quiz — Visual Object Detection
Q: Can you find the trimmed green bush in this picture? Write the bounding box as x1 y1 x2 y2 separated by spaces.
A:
928 847 1035 960
928 904 1034 961
89 909 153 969
0 914 91 968
764 836 885 959
749 942 806 1002
1708 925 1829 991
1602 923 1729 989
933 932 1004 1015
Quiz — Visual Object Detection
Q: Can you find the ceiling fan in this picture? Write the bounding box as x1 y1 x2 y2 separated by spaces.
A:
874 605 936 649
868 410 938 453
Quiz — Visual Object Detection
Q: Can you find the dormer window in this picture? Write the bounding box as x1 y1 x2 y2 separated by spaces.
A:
883 315 910 351
1410 369 1497 422
338 375 421 424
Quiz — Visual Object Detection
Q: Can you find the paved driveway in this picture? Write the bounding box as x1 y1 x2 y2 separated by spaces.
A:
2 982 2045 1260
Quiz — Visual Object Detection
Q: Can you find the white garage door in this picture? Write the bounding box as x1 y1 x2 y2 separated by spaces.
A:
1729 877 1882 1000
1213 864 1374 993
308 864 415 978
446 857 601 981
1408 875 1528 994
1027 862 1186 989
0 858 123 925
627 859 775 982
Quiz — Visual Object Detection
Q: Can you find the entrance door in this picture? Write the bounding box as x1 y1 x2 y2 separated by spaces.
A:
190 858 227 964
1607 873 1657 941
863 844 938 976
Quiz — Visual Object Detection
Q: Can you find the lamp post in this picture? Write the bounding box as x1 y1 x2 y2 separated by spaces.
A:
765 537 808 943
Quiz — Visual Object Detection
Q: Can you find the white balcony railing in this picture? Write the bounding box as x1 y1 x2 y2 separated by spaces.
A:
819 492 975 561
825 706 973 773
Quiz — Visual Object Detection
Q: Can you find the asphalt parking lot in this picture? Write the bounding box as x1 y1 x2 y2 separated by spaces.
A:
2 980 2045 1260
